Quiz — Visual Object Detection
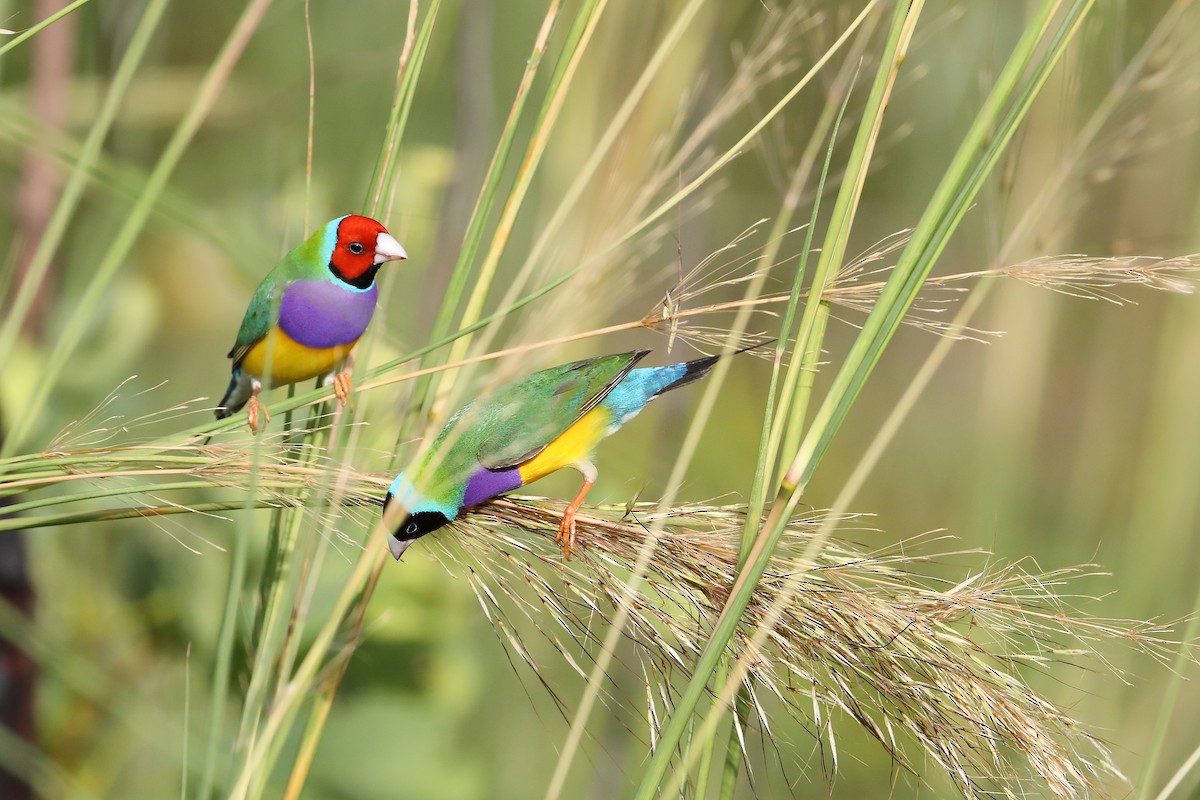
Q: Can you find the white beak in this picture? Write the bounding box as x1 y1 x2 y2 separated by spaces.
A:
374 232 408 265
388 536 413 561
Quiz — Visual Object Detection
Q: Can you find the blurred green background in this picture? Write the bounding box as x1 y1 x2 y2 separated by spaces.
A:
2 0 1200 797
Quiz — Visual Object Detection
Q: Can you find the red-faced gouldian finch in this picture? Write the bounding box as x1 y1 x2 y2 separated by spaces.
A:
383 348 743 560
215 214 408 432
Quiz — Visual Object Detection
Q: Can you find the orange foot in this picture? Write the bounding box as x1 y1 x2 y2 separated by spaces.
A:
246 387 271 434
555 510 578 560
332 371 352 407
555 469 596 560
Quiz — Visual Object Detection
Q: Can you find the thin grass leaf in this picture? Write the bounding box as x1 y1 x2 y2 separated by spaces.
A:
411 2 563 422
435 0 608 394
636 2 920 794
2 0 274 458
0 0 172 373
786 0 1094 495
364 0 441 217
0 0 91 58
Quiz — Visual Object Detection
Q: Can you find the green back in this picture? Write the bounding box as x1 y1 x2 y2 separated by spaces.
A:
413 351 648 503
227 219 338 365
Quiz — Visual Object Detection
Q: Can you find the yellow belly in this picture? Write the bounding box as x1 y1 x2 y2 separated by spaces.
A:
239 327 356 387
518 406 610 484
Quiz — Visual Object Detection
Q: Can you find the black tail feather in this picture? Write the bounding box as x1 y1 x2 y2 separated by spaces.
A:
659 354 720 394
657 339 776 396
214 371 248 420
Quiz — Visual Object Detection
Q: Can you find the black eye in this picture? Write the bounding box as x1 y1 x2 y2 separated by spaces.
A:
405 521 420 536
348 241 365 255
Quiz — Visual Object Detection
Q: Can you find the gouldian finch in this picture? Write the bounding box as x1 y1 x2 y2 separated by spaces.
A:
384 348 729 560
215 214 408 432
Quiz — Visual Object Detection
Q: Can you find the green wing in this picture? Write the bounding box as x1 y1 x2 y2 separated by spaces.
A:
225 243 319 366
226 277 280 366
415 351 648 498
475 350 649 468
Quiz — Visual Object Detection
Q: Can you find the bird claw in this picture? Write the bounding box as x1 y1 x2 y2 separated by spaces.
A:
555 510 578 560
246 389 270 434
555 471 595 560
332 372 352 407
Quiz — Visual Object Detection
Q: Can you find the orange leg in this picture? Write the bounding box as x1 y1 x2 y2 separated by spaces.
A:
246 384 270 434
556 462 597 560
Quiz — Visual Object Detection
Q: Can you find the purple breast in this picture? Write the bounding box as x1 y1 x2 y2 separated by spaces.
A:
461 465 523 508
278 280 378 349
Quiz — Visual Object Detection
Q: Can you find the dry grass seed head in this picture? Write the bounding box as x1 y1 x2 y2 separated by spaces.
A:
6 428 1185 798
415 496 1174 798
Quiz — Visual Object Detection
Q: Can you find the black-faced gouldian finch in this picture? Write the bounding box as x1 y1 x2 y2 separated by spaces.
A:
383 348 740 560
215 214 408 432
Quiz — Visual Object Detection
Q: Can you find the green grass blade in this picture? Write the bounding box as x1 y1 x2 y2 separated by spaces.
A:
697 67 860 799
0 0 171 371
411 2 562 414
0 724 93 799
696 60 864 796
364 0 442 216
234 435 330 782
181 645 191 800
469 0 707 363
744 59 858 559
436 0 607 375
595 3 880 269
2 0 274 458
716 690 749 800
0 0 91 59
198 475 258 800
632 1 1105 794
225 525 388 798
1136 577 1200 799
693 0 1093 792
631 3 920 794
783 0 1090 495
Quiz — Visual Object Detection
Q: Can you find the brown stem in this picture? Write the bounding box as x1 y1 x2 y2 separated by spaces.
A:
13 0 77 340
